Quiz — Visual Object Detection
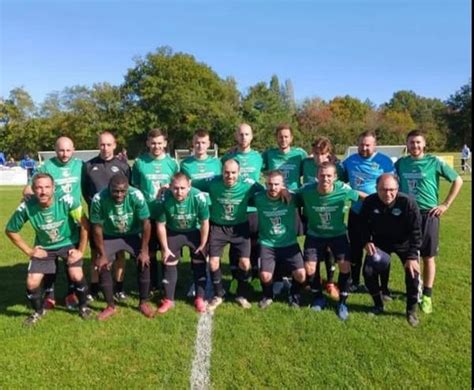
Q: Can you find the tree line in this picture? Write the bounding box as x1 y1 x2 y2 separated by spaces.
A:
0 46 471 159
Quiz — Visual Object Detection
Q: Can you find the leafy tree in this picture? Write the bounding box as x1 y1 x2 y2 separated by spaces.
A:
445 80 472 148
122 46 241 153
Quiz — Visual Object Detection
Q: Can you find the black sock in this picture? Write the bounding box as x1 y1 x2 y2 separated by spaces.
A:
192 262 207 298
423 287 432 297
99 269 114 306
43 273 56 301
308 271 322 295
163 265 177 301
66 270 75 295
89 282 99 295
137 261 150 302
26 287 43 313
74 278 88 308
210 268 225 297
372 292 384 308
261 280 274 299
290 279 303 300
236 268 252 298
338 272 350 304
149 255 159 290
114 281 124 294
380 263 391 293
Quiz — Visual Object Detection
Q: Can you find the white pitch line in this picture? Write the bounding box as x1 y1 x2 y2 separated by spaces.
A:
190 312 214 390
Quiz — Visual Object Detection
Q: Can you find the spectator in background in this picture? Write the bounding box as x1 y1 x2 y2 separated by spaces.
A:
461 144 471 173
0 151 6 165
20 154 37 179
6 156 17 167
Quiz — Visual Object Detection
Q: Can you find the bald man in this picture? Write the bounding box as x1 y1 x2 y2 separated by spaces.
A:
360 173 422 326
23 136 86 310
204 159 264 310
83 131 131 302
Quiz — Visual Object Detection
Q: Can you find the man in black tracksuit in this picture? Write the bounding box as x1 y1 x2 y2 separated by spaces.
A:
360 173 422 327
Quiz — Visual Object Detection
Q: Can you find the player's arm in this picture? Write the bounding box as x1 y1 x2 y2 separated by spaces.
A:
196 219 209 256
137 218 151 269
429 176 463 217
157 221 175 264
92 223 108 270
5 230 47 259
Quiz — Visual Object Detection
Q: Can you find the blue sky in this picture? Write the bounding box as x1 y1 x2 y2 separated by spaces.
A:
0 0 471 106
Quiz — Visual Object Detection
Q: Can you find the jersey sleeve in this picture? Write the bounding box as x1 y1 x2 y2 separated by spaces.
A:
5 202 29 233
344 184 360 202
134 190 150 220
436 157 459 182
197 193 210 221
90 194 104 225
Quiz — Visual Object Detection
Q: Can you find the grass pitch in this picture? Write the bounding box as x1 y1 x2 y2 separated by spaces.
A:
0 182 471 388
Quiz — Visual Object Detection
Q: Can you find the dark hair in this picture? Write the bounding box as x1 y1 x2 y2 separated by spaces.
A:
312 136 333 155
266 170 284 180
406 129 425 141
275 123 292 135
358 130 377 141
194 129 210 138
148 128 167 139
109 174 129 189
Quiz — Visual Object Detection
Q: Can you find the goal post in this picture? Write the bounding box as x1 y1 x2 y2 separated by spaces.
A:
343 145 407 163
37 150 100 164
174 144 219 163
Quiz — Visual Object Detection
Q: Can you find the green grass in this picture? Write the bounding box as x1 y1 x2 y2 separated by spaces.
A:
0 183 471 388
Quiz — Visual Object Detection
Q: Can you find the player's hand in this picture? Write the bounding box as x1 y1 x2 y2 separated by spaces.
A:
137 249 150 270
67 248 83 264
428 204 448 217
156 184 170 199
31 246 48 259
194 245 206 259
161 248 176 264
365 242 376 256
405 259 420 279
95 255 110 271
22 193 33 202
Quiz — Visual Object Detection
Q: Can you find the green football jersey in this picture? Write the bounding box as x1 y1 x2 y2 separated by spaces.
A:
254 191 298 247
395 154 459 211
90 186 150 236
131 153 179 204
297 182 359 238
180 155 222 191
302 158 345 185
153 187 210 232
35 157 84 202
207 176 264 225
262 147 308 190
6 193 82 250
221 149 263 182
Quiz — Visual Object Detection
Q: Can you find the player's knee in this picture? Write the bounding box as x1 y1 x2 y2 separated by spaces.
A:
260 272 272 284
293 269 306 283
305 261 316 275
238 258 251 271
26 274 42 290
338 260 350 273
209 257 220 271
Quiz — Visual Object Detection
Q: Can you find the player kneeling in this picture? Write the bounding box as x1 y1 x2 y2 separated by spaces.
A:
154 173 210 314
255 171 306 308
5 173 92 325
90 174 154 320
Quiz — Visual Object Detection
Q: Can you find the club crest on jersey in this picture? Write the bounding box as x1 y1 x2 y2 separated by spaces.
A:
371 162 379 170
392 208 402 216
111 166 120 173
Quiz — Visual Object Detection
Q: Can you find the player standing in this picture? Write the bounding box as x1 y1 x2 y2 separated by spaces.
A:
395 130 463 313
